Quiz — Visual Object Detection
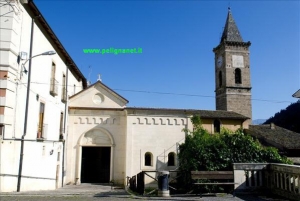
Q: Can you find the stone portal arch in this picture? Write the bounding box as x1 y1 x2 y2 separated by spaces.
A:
79 128 114 146
75 128 114 184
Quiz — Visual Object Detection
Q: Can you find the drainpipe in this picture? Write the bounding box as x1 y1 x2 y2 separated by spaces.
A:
17 16 36 192
61 64 69 187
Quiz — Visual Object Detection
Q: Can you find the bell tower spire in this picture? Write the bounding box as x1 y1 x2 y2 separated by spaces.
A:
213 9 252 121
220 7 243 43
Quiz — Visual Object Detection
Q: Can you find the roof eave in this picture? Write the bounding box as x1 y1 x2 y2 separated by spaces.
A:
23 1 87 89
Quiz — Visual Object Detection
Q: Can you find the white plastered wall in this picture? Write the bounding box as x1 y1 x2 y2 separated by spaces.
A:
0 1 83 192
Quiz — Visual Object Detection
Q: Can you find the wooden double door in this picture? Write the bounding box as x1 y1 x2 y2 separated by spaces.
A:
81 147 111 183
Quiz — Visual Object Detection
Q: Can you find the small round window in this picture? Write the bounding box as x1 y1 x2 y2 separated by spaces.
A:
93 93 104 104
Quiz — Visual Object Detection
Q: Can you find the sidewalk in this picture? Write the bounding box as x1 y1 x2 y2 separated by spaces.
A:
0 184 277 201
0 183 126 196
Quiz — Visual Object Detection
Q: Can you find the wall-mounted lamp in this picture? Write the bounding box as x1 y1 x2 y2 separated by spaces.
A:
22 51 56 67
20 52 28 60
23 66 28 74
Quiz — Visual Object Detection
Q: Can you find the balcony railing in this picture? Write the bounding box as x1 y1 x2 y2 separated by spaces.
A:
233 163 300 200
50 78 58 96
61 86 67 102
270 164 300 200
37 123 48 140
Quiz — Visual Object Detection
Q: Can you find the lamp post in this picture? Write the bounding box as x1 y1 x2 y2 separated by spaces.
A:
16 13 57 192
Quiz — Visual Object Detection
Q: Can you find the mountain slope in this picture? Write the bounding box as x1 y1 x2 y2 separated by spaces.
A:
264 102 300 133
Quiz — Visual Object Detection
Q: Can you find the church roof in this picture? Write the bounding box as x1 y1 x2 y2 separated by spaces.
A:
126 107 249 120
245 124 300 150
220 8 243 43
70 81 129 103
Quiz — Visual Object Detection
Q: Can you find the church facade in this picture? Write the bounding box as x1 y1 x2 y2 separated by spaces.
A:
66 80 249 185
65 8 253 186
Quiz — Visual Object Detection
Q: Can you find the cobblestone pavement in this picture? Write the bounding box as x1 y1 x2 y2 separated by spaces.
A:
0 184 287 201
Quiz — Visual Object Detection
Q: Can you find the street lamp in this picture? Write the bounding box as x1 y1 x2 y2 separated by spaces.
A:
17 50 56 192
22 51 56 73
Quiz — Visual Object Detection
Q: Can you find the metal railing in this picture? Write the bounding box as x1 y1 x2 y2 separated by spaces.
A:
61 86 67 102
50 78 58 96
37 124 48 140
128 170 180 195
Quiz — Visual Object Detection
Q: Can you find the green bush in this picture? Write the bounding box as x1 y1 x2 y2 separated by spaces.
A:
178 116 292 190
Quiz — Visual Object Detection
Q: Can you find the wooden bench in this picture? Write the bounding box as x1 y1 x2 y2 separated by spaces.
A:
191 171 236 196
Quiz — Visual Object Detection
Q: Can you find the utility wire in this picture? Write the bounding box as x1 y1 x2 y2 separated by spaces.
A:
14 80 294 104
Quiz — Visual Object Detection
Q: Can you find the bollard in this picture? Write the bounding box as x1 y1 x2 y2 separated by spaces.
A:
157 171 170 197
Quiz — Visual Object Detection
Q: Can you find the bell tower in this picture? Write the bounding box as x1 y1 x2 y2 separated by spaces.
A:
213 8 252 120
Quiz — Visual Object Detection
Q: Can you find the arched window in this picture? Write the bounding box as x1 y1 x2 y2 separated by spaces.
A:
219 71 222 87
168 152 175 166
235 68 242 84
214 119 221 133
144 152 152 166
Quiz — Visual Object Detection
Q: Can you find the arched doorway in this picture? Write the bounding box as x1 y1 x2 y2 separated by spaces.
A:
77 128 114 183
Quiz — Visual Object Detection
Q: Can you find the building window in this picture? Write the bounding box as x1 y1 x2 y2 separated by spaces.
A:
168 152 175 166
61 74 67 102
37 102 45 138
73 84 76 95
50 62 58 96
219 71 222 87
59 112 64 140
57 152 60 162
145 152 152 166
214 119 221 133
235 68 242 84
0 124 4 136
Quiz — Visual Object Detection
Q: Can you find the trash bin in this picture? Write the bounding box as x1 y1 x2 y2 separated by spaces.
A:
157 171 170 197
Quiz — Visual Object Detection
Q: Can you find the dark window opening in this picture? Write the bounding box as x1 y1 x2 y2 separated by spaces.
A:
235 68 242 84
168 152 175 166
50 62 57 96
214 119 221 133
61 74 66 102
145 152 152 166
59 112 64 140
0 124 4 136
219 71 222 87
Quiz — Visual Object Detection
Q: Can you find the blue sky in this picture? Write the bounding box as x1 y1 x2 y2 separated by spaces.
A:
34 0 300 120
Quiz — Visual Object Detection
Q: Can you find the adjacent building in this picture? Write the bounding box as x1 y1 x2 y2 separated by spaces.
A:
0 0 86 192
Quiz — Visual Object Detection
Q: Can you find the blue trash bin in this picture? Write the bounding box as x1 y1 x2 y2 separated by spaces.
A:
157 171 170 197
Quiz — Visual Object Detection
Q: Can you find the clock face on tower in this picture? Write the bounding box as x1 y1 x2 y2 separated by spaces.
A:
217 56 223 68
